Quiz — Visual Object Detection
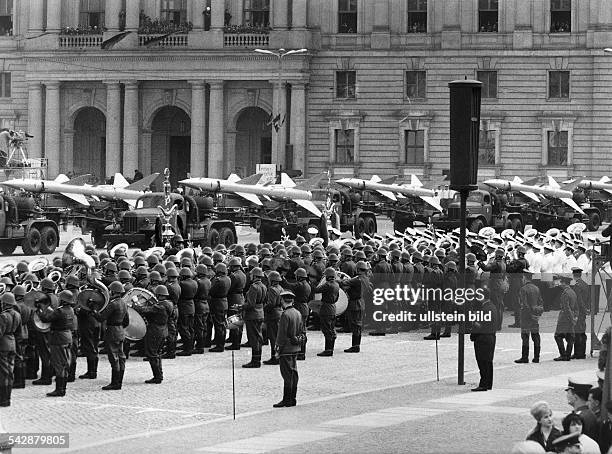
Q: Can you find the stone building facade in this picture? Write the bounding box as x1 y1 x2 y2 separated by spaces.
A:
1 0 612 185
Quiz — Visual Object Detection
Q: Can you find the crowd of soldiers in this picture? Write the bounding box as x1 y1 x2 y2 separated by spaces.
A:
0 220 602 407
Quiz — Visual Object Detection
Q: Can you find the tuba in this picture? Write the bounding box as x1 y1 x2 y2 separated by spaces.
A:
64 238 110 312
0 262 15 277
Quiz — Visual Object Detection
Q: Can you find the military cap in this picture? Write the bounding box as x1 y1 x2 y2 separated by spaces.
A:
565 378 593 393
166 267 179 278
388 242 400 251
280 290 295 299
551 432 580 451
166 255 179 264
341 248 353 257
571 267 583 274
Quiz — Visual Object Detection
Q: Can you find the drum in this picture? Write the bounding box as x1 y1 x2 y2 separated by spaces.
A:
226 314 244 329
123 288 156 309
23 290 52 310
33 312 50 333
77 289 108 313
307 274 350 316
125 307 146 341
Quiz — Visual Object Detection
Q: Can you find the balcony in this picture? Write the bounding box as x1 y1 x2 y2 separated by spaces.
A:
138 33 188 47
59 34 103 48
223 25 270 48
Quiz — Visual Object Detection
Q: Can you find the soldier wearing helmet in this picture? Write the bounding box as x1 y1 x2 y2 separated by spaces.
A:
134 266 150 290
314 267 340 356
11 284 31 390
263 271 283 365
339 248 356 278
300 244 312 266
506 245 530 329
117 270 134 292
369 247 392 336
132 285 174 384
176 267 197 356
208 262 230 352
465 253 479 290
310 249 326 282
478 246 507 331
338 260 370 353
71 273 101 381
241 267 267 369
280 267 311 361
162 267 181 359
147 271 163 293
102 262 118 287
3 287 26 397
226 258 246 351
91 281 128 390
30 277 60 386
423 255 446 340
37 290 74 397
193 264 211 353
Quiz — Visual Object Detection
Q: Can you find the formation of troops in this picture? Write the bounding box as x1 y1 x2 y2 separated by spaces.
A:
0 219 604 407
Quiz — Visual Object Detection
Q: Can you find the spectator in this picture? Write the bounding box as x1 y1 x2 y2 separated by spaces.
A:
526 401 562 451
565 378 600 441
589 387 603 423
562 412 601 454
133 169 143 181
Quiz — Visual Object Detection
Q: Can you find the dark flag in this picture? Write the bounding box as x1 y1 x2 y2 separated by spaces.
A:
101 31 132 50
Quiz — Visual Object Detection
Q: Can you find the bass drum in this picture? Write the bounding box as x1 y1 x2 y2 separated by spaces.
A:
123 287 156 309
307 273 350 316
32 312 50 333
125 307 146 341
76 288 108 313
226 314 244 329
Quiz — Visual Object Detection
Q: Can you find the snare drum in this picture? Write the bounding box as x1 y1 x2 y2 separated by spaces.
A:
226 314 244 329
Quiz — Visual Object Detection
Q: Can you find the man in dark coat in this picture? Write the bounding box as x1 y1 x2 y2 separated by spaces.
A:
281 268 311 360
226 258 246 350
565 378 600 441
273 290 303 408
264 271 283 365
0 293 21 406
162 267 181 359
242 267 267 368
176 267 197 356
571 268 590 359
554 275 578 361
340 261 369 352
32 277 59 386
470 288 499 391
507 245 529 328
315 267 339 356
12 285 32 389
514 270 542 364
193 264 211 354
209 263 230 352
478 248 507 331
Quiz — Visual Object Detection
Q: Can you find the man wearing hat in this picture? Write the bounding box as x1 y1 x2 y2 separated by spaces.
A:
281 268 311 360
478 247 508 331
12 285 31 389
370 248 392 336
470 288 499 391
550 431 581 453
315 268 339 356
176 267 197 356
242 267 267 368
0 293 21 406
565 378 600 441
554 275 578 361
515 270 542 364
209 263 231 353
226 258 246 351
273 290 303 408
571 268 589 360
507 245 529 328
339 261 369 353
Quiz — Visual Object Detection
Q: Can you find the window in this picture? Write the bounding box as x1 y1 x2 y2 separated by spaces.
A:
0 0 12 36
161 0 187 25
0 73 10 97
243 0 269 28
406 71 426 99
405 130 424 165
478 0 498 32
549 71 570 99
477 71 497 99
336 71 356 99
79 0 104 29
478 129 495 165
550 0 571 32
338 0 357 34
407 0 427 33
335 129 354 164
547 130 568 166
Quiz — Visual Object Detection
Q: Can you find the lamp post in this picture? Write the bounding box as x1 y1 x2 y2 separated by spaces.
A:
254 48 308 169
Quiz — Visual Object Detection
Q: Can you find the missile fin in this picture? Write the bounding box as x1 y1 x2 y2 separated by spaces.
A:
294 199 322 217
60 192 90 206
547 176 560 189
227 174 241 183
125 173 160 191
602 176 611 183
54 174 70 184
560 197 585 214
379 175 398 184
376 190 397 201
66 174 93 185
511 176 523 184
410 174 424 187
295 173 327 190
92 196 100 201
370 175 382 183
237 173 263 185
125 198 137 208
234 192 263 205
396 193 406 199
420 196 444 213
520 191 541 203
280 173 296 187
113 173 130 189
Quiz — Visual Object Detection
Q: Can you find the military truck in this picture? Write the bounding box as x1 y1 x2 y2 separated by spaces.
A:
103 192 237 249
0 194 60 255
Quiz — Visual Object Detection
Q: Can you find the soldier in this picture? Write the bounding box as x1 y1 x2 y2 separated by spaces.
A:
315 267 339 357
340 261 369 353
147 271 163 293
478 248 507 331
193 264 210 354
273 290 303 408
370 248 392 336
470 288 499 391
554 275 578 362
507 245 529 328
287 246 305 281
133 266 150 289
12 285 31 389
0 293 21 406
92 281 129 390
102 262 118 287
571 267 589 360
264 271 283 365
242 267 267 368
514 270 542 364
32 277 59 386
176 267 197 356
118 269 134 292
134 285 173 384
68 275 99 380
37 290 75 397
209 263 230 352
162 267 180 359
226 258 246 351
281 267 311 360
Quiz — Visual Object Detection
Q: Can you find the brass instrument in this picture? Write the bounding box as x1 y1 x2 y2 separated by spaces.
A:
28 257 48 274
144 247 165 259
0 262 15 277
48 270 62 284
110 243 129 259
64 238 109 312
22 280 36 293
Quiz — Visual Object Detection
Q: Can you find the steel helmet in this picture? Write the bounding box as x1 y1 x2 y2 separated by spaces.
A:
153 263 167 275
16 261 28 274
390 249 401 259
354 250 367 260
118 270 132 280
104 262 118 272
0 292 15 307
149 271 162 282
179 267 193 278
65 275 80 288
341 248 353 257
261 258 273 269
324 267 336 278
300 244 312 254
58 290 74 305
40 277 55 291
246 255 259 267
295 268 308 279
146 255 159 266
215 263 227 275
195 264 208 276
250 267 264 278
134 256 146 267
12 285 26 297
268 271 282 282
356 261 368 272
180 257 193 267
136 266 148 277
108 281 124 294
155 285 169 296
200 256 214 267
234 244 245 255
166 267 179 278
118 260 132 271
212 251 225 263
313 250 325 259
229 257 242 268
202 247 213 256
167 255 178 264
327 253 339 263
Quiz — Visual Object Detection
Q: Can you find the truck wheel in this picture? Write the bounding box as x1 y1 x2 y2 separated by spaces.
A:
207 228 220 247
0 242 16 255
365 217 376 235
355 218 366 237
469 219 483 233
22 227 41 255
511 218 522 233
40 226 58 254
219 227 236 247
588 213 601 231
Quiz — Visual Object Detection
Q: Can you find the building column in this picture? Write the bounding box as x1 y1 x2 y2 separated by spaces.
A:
46 0 62 32
270 79 288 170
123 81 139 178
211 0 225 30
226 129 237 176
273 0 288 29
125 0 140 31
292 0 307 29
106 0 122 32
441 0 460 49
44 82 61 178
190 81 207 178
289 82 307 173
27 83 43 159
141 131 153 175
371 0 390 48
192 0 205 30
513 0 533 48
29 0 44 33
105 82 122 178
208 81 225 178
62 129 75 175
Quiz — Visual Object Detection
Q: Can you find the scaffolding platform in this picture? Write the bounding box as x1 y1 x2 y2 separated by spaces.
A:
0 158 48 182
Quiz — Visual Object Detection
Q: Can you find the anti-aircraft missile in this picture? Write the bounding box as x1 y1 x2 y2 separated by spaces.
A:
578 176 612 194
336 175 444 212
2 173 159 207
180 173 323 217
483 176 584 214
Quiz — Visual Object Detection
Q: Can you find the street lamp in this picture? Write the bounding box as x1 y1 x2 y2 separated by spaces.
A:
254 48 308 169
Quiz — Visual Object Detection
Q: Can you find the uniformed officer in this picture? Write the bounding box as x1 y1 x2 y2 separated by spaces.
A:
242 267 267 368
209 263 230 352
133 266 150 289
0 293 21 406
565 378 600 441
514 270 542 364
38 290 75 397
281 268 311 360
507 245 529 328
92 281 129 390
571 268 589 360
264 271 283 365
134 285 173 384
340 261 369 353
226 258 246 350
32 277 59 386
315 267 339 356
12 285 31 389
554 275 578 362
176 267 197 356
193 264 211 354
162 267 181 359
478 248 507 331
470 288 498 391
273 290 303 408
